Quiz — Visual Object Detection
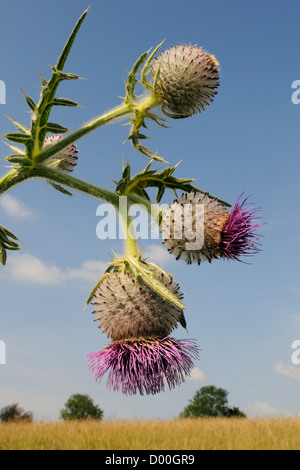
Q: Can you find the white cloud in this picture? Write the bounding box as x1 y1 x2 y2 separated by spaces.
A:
64 259 108 283
0 194 33 220
187 367 206 381
4 253 107 285
142 244 174 265
246 401 283 418
274 361 300 380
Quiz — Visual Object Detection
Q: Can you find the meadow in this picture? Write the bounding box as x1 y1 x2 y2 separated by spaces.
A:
0 417 299 450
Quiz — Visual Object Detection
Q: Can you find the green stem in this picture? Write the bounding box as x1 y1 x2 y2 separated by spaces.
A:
35 167 143 257
33 102 133 166
119 203 140 257
32 166 154 213
0 168 31 195
33 92 161 167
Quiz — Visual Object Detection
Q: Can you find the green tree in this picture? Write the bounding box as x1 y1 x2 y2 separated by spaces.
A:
60 394 104 421
179 385 246 418
0 404 33 423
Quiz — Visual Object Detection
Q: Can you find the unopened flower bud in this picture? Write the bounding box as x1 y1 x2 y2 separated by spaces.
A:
151 44 220 118
43 134 78 172
92 271 184 341
162 192 261 264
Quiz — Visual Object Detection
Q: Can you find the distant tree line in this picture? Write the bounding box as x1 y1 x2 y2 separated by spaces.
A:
0 404 33 423
179 385 246 418
0 386 246 423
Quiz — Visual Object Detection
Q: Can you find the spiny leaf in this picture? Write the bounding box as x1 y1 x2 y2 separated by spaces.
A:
5 116 30 135
125 50 149 103
56 7 89 71
0 246 7 266
4 154 28 164
48 182 73 197
38 70 48 87
0 225 22 266
85 271 113 309
52 98 80 107
126 255 186 311
3 133 32 144
2 142 25 155
20 89 36 111
50 68 81 81
141 40 165 90
45 122 70 134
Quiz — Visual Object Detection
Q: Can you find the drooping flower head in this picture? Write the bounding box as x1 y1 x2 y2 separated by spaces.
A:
88 263 198 395
92 271 184 341
43 134 78 172
162 192 262 265
87 337 200 396
151 44 220 118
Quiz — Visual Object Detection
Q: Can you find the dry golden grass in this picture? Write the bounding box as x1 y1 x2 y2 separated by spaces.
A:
0 417 299 450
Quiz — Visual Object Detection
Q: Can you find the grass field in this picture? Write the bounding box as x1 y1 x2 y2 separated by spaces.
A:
0 417 300 450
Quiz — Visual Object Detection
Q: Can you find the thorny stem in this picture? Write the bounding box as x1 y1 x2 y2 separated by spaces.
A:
33 93 160 167
32 166 154 212
0 168 32 195
33 102 132 167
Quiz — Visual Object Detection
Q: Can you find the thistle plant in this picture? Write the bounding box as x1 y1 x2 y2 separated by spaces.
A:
0 8 262 395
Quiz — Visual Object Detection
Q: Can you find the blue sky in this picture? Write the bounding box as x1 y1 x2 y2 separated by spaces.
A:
0 0 300 421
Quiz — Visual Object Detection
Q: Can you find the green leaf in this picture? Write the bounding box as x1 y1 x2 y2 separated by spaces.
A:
141 40 165 90
126 255 186 311
0 225 22 265
46 123 70 134
5 154 27 164
3 133 32 144
20 89 36 111
6 116 30 134
85 271 112 308
179 311 187 330
0 246 7 266
52 98 80 107
125 50 148 103
28 9 88 157
56 7 89 71
48 182 73 197
38 70 48 87
2 142 25 155
51 69 81 81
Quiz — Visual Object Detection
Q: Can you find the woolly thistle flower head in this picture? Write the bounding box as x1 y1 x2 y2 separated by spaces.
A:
151 44 220 118
87 337 200 395
43 134 78 172
162 192 262 265
92 271 184 341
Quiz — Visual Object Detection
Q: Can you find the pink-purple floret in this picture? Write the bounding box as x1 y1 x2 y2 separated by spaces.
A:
221 194 262 261
87 337 200 395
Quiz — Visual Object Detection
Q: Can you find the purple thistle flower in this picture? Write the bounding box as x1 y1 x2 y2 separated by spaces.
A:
162 192 262 265
219 194 262 262
87 337 200 396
